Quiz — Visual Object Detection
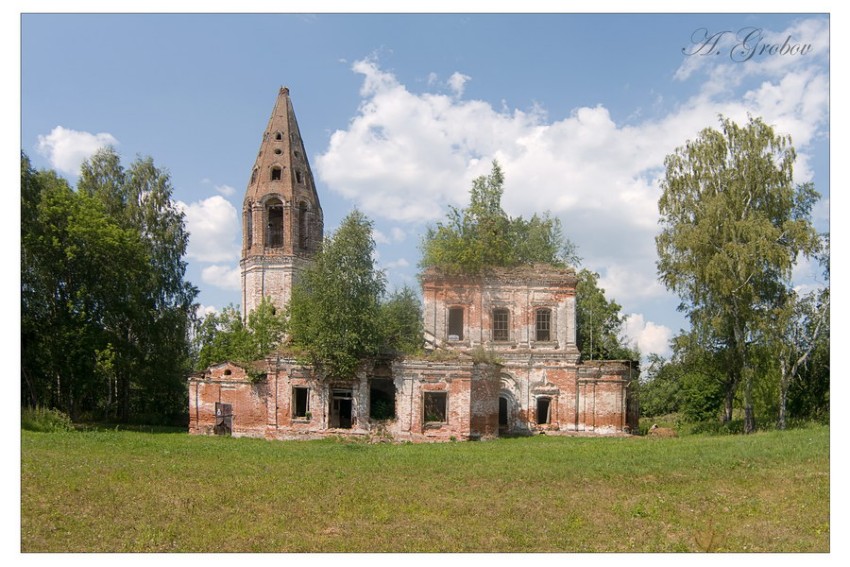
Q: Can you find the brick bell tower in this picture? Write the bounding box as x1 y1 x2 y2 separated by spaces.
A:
241 87 324 317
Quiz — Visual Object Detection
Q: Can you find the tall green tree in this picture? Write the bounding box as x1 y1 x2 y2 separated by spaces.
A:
287 210 387 378
575 269 636 360
420 161 578 274
22 154 149 418
656 116 820 433
379 285 424 355
769 284 829 430
21 149 198 423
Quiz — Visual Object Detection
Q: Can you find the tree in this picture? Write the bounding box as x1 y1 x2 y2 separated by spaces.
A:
770 285 829 430
21 149 198 423
639 354 683 418
22 154 150 418
194 298 286 371
656 116 820 433
379 285 424 355
575 269 636 360
420 161 578 274
287 210 387 378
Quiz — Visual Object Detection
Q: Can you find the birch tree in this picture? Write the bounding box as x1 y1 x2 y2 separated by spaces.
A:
656 116 820 433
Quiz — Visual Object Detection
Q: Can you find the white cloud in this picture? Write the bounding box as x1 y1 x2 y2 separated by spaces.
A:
384 258 410 270
447 72 471 97
315 18 827 313
373 229 391 245
391 227 406 242
36 126 118 175
195 304 219 319
176 196 240 263
201 264 241 291
215 184 237 197
622 314 673 358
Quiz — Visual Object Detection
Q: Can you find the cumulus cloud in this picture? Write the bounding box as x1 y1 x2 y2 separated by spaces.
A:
383 258 410 270
176 196 240 263
447 72 471 97
215 184 237 196
622 314 674 358
201 264 241 291
315 18 828 313
373 229 391 245
36 126 118 175
195 304 219 319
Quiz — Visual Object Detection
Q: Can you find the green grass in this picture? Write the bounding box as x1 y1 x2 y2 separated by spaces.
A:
21 425 829 552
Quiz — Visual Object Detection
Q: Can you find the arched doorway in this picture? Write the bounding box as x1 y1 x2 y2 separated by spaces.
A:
498 395 510 433
499 372 520 435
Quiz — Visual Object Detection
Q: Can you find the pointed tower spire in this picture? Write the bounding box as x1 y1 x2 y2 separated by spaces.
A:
240 87 324 317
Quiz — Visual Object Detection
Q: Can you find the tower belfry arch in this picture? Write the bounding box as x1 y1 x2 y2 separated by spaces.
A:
240 87 324 318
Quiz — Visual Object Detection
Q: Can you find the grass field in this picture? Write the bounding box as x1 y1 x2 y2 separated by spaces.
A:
21 425 829 552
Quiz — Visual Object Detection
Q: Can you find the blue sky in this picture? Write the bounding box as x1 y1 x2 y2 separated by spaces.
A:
18 8 832 359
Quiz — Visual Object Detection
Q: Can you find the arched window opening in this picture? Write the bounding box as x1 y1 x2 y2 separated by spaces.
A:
274 131 283 141
298 202 309 250
245 208 253 248
536 308 552 342
250 168 258 185
266 198 284 248
271 166 282 181
493 308 509 342
295 170 303 184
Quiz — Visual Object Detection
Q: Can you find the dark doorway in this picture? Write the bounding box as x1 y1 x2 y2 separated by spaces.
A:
214 402 232 436
536 397 551 425
338 399 352 429
499 396 509 429
331 389 353 429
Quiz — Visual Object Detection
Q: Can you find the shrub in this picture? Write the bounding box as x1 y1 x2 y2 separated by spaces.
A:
21 406 73 432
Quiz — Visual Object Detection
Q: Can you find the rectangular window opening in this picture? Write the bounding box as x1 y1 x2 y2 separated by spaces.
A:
536 309 551 342
448 307 464 341
424 392 447 423
493 309 509 342
369 379 396 420
293 387 310 418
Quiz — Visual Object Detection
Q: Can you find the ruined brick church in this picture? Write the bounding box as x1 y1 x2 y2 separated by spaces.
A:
188 87 639 441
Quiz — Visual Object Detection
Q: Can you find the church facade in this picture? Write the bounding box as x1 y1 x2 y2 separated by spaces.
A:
188 88 638 441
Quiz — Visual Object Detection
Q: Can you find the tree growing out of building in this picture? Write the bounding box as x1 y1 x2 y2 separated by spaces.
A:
421 160 633 360
194 298 286 371
420 161 578 274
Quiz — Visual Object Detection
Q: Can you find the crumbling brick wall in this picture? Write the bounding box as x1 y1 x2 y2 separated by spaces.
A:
390 359 501 441
188 362 270 438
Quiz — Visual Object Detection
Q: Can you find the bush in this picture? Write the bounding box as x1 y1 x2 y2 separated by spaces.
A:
21 406 74 432
690 419 745 435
